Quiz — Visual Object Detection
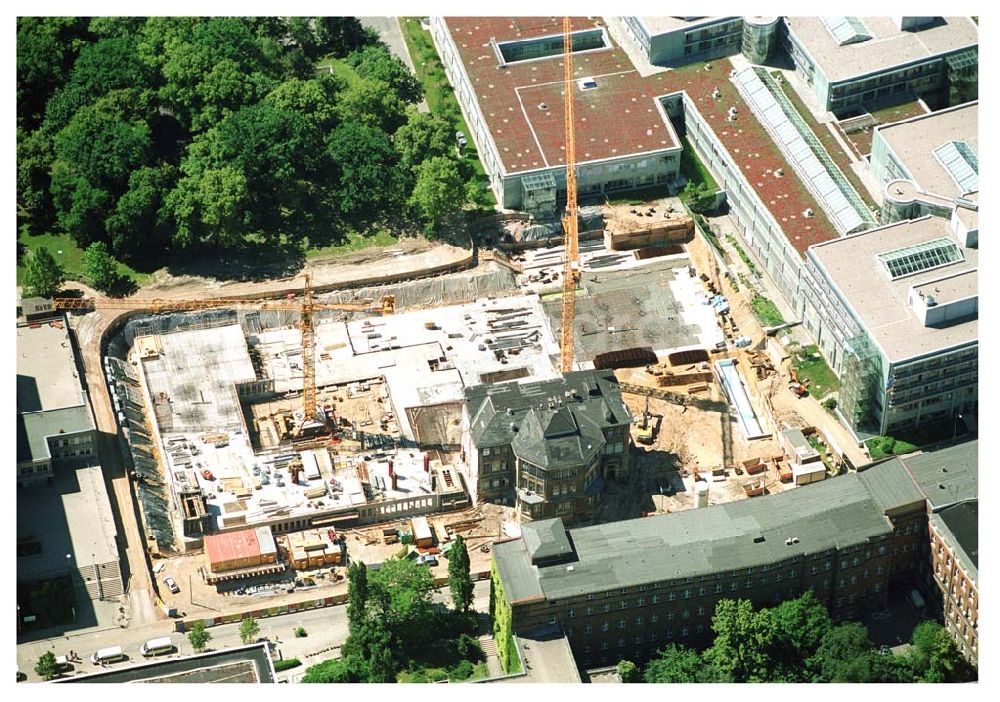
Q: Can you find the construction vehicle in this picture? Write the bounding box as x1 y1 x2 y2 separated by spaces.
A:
636 395 658 445
53 277 394 437
559 16 580 373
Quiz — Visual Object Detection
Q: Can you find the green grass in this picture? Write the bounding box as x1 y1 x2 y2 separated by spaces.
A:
725 234 760 277
399 17 495 206
316 56 362 85
678 134 718 191
792 345 839 398
303 230 399 259
750 296 785 327
17 229 154 288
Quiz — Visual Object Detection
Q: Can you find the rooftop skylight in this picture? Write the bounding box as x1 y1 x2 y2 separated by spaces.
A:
821 17 872 46
878 237 963 279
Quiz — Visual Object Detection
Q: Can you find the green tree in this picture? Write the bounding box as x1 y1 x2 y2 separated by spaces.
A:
644 644 701 683
17 127 55 223
680 180 716 213
314 17 377 58
301 655 370 683
326 122 407 216
348 44 423 104
187 621 212 652
335 78 407 134
165 164 252 250
703 598 776 682
16 17 90 128
265 75 341 131
347 561 369 632
617 659 641 683
22 246 66 298
367 556 436 646
908 620 974 682
394 109 453 172
365 619 398 683
34 651 59 681
82 242 121 294
810 622 873 682
769 590 832 680
105 163 177 265
448 534 474 613
239 617 261 645
409 156 466 233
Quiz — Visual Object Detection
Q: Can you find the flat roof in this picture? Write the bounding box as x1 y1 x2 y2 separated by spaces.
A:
20 405 95 463
785 17 978 83
17 462 120 582
637 17 736 36
496 461 918 602
441 17 681 173
932 499 977 577
913 269 977 305
808 216 977 362
877 102 978 200
17 317 87 413
899 439 977 509
204 527 264 567
56 643 276 683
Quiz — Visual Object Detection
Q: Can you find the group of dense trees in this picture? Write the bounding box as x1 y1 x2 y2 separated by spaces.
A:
303 537 476 684
17 17 477 288
622 592 975 683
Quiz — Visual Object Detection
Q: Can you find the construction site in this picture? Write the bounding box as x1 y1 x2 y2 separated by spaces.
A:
57 17 862 617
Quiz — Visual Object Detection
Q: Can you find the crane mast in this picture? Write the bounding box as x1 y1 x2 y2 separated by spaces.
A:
559 16 579 373
301 273 318 423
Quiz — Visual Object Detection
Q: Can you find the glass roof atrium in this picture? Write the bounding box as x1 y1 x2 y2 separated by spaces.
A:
821 17 872 46
934 140 979 194
878 237 964 280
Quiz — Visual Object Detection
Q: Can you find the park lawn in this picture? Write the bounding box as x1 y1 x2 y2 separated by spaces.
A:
397 635 489 683
793 344 839 397
750 295 785 327
679 134 719 191
17 229 154 288
400 17 494 205
315 55 362 85
304 229 399 259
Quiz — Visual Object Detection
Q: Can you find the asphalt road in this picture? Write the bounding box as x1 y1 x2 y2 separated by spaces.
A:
18 581 490 681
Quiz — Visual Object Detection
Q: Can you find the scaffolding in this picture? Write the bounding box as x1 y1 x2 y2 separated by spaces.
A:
836 330 882 437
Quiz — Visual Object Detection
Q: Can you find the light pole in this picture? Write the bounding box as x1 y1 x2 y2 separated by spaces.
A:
952 413 964 441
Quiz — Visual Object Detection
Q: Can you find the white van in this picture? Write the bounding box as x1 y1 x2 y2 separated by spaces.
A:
140 637 175 657
91 646 125 664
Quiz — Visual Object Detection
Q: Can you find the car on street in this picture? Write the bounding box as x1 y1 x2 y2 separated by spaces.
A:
164 577 180 594
416 554 438 567
456 130 467 148
202 469 214 481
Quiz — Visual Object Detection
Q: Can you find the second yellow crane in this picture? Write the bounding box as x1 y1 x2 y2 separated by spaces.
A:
560 16 580 373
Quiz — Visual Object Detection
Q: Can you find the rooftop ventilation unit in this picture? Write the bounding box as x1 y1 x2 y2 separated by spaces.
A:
578 77 598 91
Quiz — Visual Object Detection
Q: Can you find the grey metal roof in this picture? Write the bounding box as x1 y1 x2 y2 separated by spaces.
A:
523 518 574 563
495 464 918 602
856 458 926 516
899 440 978 509
465 369 629 470
932 499 977 577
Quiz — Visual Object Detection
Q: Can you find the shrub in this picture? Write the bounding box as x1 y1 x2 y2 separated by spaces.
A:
294 626 307 638
823 397 838 412
456 633 483 661
274 658 302 672
450 659 474 680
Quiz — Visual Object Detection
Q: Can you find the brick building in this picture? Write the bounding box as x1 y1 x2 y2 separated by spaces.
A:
492 441 976 669
462 370 631 523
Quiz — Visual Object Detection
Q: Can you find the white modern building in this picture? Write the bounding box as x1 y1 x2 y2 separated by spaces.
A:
783 17 978 114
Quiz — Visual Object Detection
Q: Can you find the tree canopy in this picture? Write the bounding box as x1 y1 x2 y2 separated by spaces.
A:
17 16 477 281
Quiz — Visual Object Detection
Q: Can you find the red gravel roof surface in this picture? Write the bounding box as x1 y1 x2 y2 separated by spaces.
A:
443 16 838 255
204 527 262 568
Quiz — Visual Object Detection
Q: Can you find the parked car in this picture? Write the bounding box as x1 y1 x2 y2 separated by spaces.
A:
202 469 214 481
455 130 467 148
416 554 438 567
164 577 180 594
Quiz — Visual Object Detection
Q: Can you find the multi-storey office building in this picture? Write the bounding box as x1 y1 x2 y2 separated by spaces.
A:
802 214 976 438
620 17 743 66
782 17 978 115
16 311 97 487
492 457 931 668
431 17 683 213
870 101 978 226
462 370 631 523
493 441 977 670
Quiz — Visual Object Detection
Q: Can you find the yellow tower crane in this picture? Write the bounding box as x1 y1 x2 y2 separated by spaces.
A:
560 16 580 373
53 280 395 431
